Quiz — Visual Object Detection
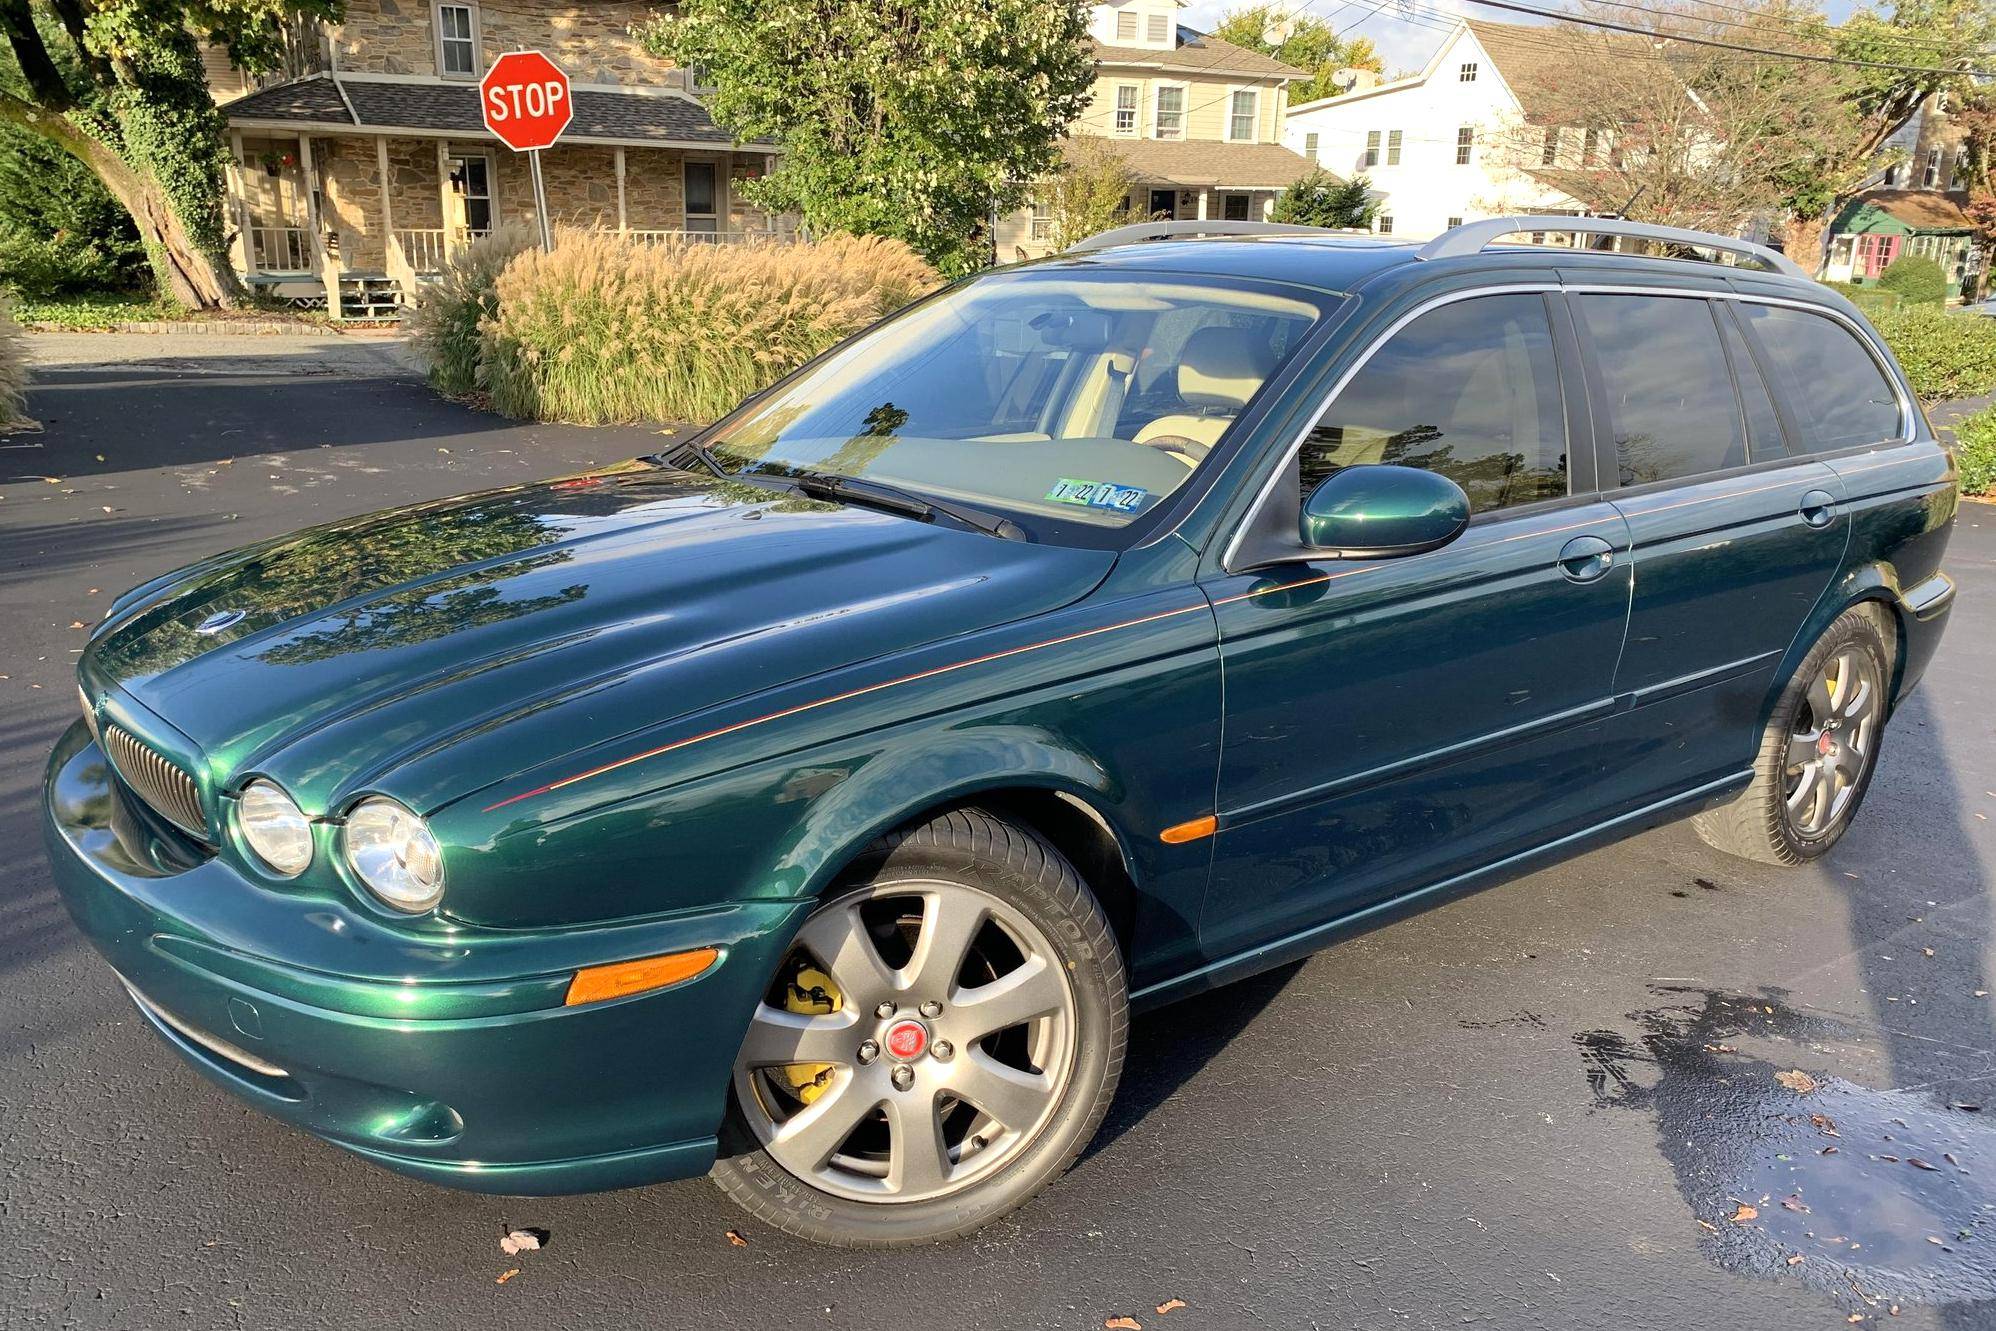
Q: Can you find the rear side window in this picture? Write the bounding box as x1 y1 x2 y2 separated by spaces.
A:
1576 295 1743 487
1738 303 1902 451
1300 293 1568 513
1718 310 1785 459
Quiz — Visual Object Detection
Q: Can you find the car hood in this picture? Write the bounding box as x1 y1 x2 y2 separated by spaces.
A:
82 467 1115 811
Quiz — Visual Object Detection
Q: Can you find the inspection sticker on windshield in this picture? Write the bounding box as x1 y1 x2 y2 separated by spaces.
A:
1045 478 1151 513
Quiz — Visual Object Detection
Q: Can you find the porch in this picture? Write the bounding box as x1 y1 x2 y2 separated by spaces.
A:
225 76 787 318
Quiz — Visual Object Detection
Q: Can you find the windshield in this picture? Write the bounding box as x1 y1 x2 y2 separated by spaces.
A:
703 270 1336 542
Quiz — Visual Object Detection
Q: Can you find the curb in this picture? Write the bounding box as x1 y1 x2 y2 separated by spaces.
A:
24 319 402 337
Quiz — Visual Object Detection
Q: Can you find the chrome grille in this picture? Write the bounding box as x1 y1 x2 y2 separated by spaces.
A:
103 724 206 836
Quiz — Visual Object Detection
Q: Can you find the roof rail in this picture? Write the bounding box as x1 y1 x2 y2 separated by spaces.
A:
1065 219 1359 253
1416 215 1809 280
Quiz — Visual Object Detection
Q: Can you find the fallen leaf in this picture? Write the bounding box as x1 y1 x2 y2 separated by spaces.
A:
496 1268 520 1285
1786 1254 1804 1266
1927 1236 1945 1245
1731 1204 1759 1224
1944 1152 1960 1167
1156 1300 1187 1316
1923 948 1935 957
1776 1069 1819 1094
1782 1196 1810 1213
1821 1145 1841 1155
67 620 85 630
499 1228 543 1255
1908 1158 1939 1171
1848 1316 1864 1324
725 1230 748 1248
1105 1319 1142 1331
1879 1155 1901 1163
1811 1113 1841 1137
1698 1220 1719 1233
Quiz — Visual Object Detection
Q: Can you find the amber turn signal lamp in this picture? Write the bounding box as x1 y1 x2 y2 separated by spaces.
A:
1159 815 1217 845
565 947 720 1006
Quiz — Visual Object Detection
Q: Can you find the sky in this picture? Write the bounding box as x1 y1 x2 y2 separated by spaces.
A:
1178 0 1871 80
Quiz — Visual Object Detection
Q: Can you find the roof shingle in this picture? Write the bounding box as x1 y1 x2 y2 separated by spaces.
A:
1076 135 1319 189
1092 31 1306 80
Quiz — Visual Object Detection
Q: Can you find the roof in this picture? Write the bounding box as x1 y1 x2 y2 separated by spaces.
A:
1463 19 1648 119
1081 136 1318 189
1835 189 1974 233
226 75 755 148
1092 31 1305 80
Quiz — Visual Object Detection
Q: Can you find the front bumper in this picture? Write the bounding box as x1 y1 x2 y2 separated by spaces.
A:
42 719 809 1195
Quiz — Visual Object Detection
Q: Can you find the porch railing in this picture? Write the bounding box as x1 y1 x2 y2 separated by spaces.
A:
249 225 311 272
395 228 448 274
626 229 782 246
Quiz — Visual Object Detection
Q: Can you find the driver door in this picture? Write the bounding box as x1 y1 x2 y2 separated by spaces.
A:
1198 290 1634 958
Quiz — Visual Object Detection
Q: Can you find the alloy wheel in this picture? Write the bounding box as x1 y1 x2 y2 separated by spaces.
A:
1782 647 1881 840
731 881 1077 1204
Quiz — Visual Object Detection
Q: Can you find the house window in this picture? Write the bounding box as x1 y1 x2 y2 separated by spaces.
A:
685 62 715 94
1924 148 1941 187
436 2 477 77
1363 130 1380 168
1115 10 1137 40
1953 154 1969 189
1147 12 1169 43
1377 215 1393 234
684 160 719 234
1447 215 1464 229
1540 126 1559 166
1455 126 1473 165
1029 194 1052 242
1304 131 1319 157
1883 161 1900 187
1581 127 1600 166
1223 193 1251 221
1229 89 1257 142
1114 84 1138 133
1387 129 1403 166
447 152 493 234
1154 85 1184 139
1459 61 1478 81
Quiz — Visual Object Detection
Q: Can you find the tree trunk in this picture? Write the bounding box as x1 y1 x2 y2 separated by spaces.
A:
0 94 246 309
1784 215 1828 278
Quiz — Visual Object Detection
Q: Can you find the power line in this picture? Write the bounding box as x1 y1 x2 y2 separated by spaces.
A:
1462 0 1996 75
1554 0 1996 59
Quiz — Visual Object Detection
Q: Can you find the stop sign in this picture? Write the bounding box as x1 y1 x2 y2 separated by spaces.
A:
480 50 572 152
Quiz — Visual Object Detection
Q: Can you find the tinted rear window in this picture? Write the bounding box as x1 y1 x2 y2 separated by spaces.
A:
1576 295 1744 487
1738 303 1902 451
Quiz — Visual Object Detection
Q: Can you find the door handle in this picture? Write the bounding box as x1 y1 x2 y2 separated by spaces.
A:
1556 534 1616 583
1799 489 1837 528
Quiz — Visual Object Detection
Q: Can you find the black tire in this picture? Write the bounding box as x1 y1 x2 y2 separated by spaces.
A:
1692 603 1895 866
709 807 1128 1246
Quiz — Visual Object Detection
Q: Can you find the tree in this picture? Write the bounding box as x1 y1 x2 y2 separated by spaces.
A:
0 110 146 295
0 0 336 308
1045 136 1134 251
1271 168 1377 228
1211 4 1381 103
643 1 1096 275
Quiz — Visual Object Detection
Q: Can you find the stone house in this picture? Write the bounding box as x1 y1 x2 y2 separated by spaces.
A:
996 0 1317 262
214 0 782 315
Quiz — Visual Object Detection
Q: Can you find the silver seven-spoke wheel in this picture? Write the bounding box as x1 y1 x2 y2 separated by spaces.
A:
734 880 1077 1204
1783 647 1880 839
712 807 1126 1246
1694 604 1894 866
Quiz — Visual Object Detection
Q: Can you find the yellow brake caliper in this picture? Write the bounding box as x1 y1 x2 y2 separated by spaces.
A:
780 960 841 1105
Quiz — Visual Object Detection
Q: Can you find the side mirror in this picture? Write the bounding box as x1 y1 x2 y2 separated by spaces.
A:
1300 465 1470 557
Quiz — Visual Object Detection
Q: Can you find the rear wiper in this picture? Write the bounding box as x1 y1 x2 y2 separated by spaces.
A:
793 473 1026 541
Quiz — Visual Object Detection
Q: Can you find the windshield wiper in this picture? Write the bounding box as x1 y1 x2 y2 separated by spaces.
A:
792 473 1026 541
648 438 730 478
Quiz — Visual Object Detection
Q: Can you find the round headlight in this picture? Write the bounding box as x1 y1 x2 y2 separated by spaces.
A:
238 779 313 877
343 797 444 912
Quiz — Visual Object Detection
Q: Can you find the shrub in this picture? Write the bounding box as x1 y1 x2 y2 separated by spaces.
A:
1876 254 1948 307
1869 305 1996 401
406 227 539 397
1271 168 1377 230
1819 280 1903 317
479 231 938 424
0 292 28 427
0 125 149 298
1953 406 1996 496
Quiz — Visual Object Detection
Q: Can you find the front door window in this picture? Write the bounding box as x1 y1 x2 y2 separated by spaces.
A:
448 154 493 236
1149 188 1176 220
685 161 719 234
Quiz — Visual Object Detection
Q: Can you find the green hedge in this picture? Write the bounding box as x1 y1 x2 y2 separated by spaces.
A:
1868 305 1996 402
1819 280 1904 318
1953 406 1996 496
1877 255 1949 307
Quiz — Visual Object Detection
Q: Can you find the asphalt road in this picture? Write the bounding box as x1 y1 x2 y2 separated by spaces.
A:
3 333 1993 1331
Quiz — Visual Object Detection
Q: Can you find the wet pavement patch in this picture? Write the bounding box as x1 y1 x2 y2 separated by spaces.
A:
1577 987 1994 1316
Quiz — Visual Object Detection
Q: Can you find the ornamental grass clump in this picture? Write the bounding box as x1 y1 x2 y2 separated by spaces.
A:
0 292 28 427
407 226 539 397
479 231 938 425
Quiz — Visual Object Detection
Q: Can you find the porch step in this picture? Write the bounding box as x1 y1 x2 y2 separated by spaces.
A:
338 273 404 320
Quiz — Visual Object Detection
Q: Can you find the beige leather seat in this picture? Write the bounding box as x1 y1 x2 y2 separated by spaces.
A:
1134 328 1277 465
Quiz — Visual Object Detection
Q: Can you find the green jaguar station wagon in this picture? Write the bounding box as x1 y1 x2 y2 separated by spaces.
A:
46 217 1957 1246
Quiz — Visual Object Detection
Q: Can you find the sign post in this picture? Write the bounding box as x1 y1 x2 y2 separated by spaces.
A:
479 50 574 252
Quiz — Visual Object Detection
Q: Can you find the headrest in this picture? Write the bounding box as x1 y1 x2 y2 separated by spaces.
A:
1178 328 1276 410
